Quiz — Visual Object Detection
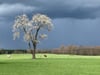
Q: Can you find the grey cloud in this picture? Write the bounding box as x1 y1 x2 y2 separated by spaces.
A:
1 0 100 19
36 0 100 19
0 3 36 18
0 0 38 5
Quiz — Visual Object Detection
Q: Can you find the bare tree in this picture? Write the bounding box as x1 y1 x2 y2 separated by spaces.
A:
13 14 53 59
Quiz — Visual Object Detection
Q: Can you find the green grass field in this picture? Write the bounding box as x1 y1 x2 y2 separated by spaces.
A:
0 54 100 75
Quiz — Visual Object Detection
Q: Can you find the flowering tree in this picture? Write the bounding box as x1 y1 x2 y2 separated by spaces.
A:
13 14 53 59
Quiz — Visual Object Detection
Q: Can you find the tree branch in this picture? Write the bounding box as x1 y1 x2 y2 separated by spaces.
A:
35 26 41 40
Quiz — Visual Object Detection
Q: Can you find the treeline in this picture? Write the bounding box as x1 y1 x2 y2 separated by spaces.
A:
0 49 52 54
0 49 27 54
1 45 100 55
52 45 100 55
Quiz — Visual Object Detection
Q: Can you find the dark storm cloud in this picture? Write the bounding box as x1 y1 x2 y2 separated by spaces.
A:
1 0 100 19
36 0 100 19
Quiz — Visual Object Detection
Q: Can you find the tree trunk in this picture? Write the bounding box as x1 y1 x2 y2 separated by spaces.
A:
31 26 40 59
32 43 36 59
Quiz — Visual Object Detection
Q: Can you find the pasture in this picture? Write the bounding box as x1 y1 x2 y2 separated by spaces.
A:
0 54 100 75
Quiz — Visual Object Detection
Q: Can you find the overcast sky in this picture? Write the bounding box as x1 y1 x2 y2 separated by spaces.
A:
0 0 100 49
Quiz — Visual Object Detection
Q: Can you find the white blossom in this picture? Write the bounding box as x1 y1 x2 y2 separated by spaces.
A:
13 31 20 40
13 14 31 30
33 26 39 29
39 34 47 39
32 14 53 31
27 21 32 27
24 33 31 42
13 13 53 44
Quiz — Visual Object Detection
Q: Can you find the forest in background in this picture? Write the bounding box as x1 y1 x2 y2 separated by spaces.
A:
1 45 100 55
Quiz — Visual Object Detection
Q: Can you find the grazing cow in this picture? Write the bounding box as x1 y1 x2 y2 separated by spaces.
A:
7 54 11 58
44 54 47 57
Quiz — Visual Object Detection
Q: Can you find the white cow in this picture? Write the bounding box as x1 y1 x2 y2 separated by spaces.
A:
7 54 11 58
